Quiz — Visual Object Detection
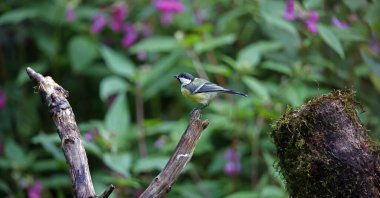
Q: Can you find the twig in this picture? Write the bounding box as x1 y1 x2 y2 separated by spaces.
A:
26 67 115 198
135 84 148 157
139 110 209 198
95 184 115 198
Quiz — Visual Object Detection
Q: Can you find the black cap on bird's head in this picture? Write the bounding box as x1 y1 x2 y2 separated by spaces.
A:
174 73 194 84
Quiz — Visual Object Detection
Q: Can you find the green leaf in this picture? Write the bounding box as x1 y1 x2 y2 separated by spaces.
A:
260 186 286 198
194 34 236 53
0 180 11 193
0 8 38 25
343 0 366 11
103 153 132 177
4 139 26 162
68 36 98 73
225 191 259 198
105 93 130 134
361 50 380 77
41 174 71 188
217 8 248 31
32 160 61 172
100 45 135 79
365 1 380 27
32 133 65 161
130 36 180 53
133 156 169 173
140 51 182 88
317 24 345 59
243 76 270 101
261 61 292 76
237 41 282 68
99 76 129 102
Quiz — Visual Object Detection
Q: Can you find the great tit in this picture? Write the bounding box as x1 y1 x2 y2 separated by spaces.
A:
174 72 247 111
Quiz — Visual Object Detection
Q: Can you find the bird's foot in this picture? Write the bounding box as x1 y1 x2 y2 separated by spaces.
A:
190 108 199 116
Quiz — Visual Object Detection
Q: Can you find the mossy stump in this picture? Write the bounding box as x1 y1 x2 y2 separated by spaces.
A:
271 90 380 197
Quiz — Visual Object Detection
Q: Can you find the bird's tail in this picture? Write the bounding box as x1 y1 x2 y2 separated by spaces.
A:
224 89 247 97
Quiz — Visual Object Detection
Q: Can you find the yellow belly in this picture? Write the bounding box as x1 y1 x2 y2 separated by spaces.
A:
181 88 217 105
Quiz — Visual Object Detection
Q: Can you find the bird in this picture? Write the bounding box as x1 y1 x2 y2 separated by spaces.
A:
174 72 247 113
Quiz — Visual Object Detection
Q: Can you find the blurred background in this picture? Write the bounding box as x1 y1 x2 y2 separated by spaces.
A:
0 0 380 197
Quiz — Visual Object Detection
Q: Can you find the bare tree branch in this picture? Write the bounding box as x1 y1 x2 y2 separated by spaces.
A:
139 110 209 198
26 67 114 198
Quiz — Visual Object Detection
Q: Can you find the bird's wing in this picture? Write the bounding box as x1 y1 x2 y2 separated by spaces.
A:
192 82 228 94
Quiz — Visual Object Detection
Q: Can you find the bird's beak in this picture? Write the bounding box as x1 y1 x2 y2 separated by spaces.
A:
174 75 179 79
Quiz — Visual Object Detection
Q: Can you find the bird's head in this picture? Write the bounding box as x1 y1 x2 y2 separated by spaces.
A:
174 73 194 86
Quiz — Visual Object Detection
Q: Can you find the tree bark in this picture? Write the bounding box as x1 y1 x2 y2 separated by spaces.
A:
26 67 114 198
271 90 380 197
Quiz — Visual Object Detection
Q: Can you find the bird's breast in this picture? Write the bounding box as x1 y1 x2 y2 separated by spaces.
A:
181 88 217 105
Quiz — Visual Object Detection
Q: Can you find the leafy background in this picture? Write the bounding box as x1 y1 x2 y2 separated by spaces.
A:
0 0 380 197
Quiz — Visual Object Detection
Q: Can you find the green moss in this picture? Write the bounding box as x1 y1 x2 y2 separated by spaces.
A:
270 90 374 197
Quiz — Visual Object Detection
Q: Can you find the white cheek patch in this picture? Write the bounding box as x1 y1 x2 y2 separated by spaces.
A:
179 78 191 85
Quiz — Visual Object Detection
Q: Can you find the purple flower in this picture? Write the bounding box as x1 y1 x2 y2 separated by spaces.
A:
307 10 319 22
154 137 165 149
84 131 94 141
283 0 296 21
137 51 147 61
27 181 42 198
160 12 173 25
304 10 319 34
122 24 138 48
110 3 128 32
65 8 76 22
224 148 239 161
154 0 184 25
0 89 6 109
91 14 107 34
224 148 240 177
305 21 318 34
224 162 241 177
331 16 348 29
369 37 380 55
154 0 184 13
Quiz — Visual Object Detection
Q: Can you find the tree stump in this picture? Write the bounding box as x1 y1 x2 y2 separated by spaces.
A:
271 90 380 197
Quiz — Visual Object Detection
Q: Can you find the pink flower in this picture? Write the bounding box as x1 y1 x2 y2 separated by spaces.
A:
154 0 184 13
0 88 6 109
303 10 319 34
110 3 128 32
331 16 348 29
154 137 165 149
224 162 241 177
369 37 380 55
224 148 240 177
84 131 94 141
305 21 318 34
122 24 138 48
154 0 184 25
27 181 42 198
91 14 107 34
65 8 76 22
283 0 296 21
137 52 147 61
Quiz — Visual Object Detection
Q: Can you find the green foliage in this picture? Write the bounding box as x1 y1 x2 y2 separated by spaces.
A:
0 0 379 197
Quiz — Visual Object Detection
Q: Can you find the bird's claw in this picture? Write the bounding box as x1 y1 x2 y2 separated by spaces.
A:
190 108 199 116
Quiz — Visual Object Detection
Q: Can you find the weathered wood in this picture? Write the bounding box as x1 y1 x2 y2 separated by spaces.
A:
139 110 209 198
26 67 114 198
271 90 380 197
